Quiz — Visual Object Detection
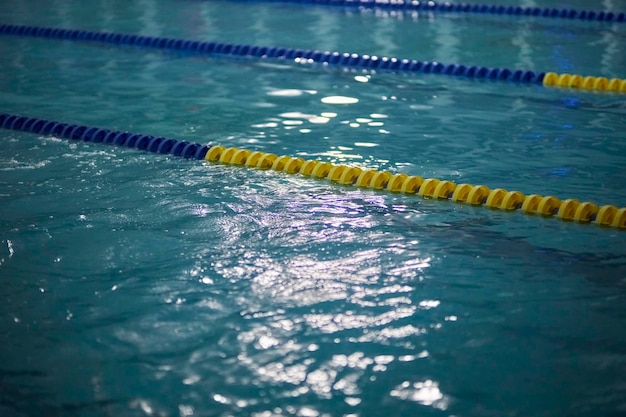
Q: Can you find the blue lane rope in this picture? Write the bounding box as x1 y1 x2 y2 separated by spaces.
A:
248 0 626 23
0 113 210 160
0 24 546 85
2 113 625 229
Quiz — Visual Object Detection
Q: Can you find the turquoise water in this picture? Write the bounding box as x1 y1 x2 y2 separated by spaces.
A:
1 1 626 416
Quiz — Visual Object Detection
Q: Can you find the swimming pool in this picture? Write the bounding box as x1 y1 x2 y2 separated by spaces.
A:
1 1 626 416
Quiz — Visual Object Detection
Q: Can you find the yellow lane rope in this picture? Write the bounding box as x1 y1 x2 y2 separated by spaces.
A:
543 72 626 92
205 146 626 229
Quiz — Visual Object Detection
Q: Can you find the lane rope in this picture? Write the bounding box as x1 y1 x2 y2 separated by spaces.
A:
1 113 624 230
542 72 626 92
1 24 625 93
247 0 626 23
0 113 210 160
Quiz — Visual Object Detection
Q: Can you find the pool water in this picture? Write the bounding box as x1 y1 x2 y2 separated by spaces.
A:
1 1 626 416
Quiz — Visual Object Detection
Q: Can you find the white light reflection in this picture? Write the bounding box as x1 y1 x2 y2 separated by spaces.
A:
310 149 364 161
309 116 330 124
368 121 384 127
178 404 194 416
298 407 320 417
257 335 279 350
306 369 337 398
418 300 440 310
301 354 373 400
399 351 430 362
280 111 314 118
267 89 317 97
279 112 330 125
345 397 361 406
257 362 308 385
251 122 279 128
357 325 426 343
6 239 15 258
252 253 373 305
213 394 230 404
130 399 154 415
333 372 361 396
304 307 416 334
183 374 201 385
390 380 450 410
251 108 391 138
321 96 359 104
282 120 303 126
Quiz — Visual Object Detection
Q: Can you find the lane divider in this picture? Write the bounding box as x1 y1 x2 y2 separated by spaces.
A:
1 24 625 93
543 72 626 92
250 0 626 23
1 113 624 229
0 113 210 160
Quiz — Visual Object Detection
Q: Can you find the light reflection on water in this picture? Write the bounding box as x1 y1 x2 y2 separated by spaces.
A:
187 176 450 415
390 380 450 410
247 84 392 162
